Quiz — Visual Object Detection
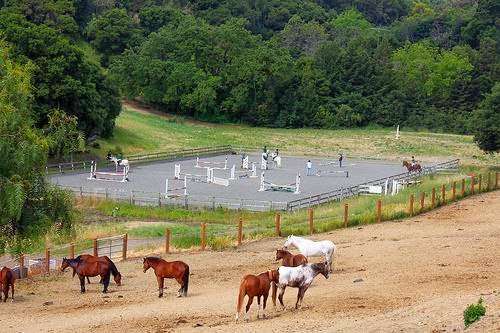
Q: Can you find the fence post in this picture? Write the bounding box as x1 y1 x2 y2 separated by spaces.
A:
452 181 456 201
420 192 425 212
478 174 482 192
200 223 206 251
45 248 50 275
376 199 381 223
158 193 162 207
409 194 414 216
441 184 446 203
275 213 281 236
344 203 349 227
69 243 75 259
461 178 465 197
471 176 475 195
431 188 436 208
19 255 25 279
487 173 491 191
238 217 243 246
308 208 314 235
93 238 98 256
165 229 171 254
496 172 499 189
122 233 128 261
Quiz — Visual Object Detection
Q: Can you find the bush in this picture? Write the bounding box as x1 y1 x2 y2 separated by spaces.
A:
464 298 486 328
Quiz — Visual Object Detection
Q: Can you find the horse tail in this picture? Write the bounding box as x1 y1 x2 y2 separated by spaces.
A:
236 278 247 316
182 264 189 296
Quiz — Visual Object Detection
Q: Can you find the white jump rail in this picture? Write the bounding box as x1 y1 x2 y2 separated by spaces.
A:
175 164 211 183
88 161 129 182
196 156 228 170
259 172 300 194
208 168 230 186
165 175 188 197
230 163 257 180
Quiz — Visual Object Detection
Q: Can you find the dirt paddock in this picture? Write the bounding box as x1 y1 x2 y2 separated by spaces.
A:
1 191 499 332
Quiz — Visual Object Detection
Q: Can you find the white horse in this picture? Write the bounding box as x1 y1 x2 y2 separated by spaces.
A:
283 235 336 272
107 153 129 172
272 262 329 309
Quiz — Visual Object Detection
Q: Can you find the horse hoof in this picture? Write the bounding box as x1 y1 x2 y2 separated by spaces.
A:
158 295 163 298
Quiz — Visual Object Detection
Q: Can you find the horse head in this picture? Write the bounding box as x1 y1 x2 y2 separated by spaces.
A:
114 272 122 286
312 262 330 279
283 235 294 248
142 257 151 273
275 249 285 261
60 257 69 272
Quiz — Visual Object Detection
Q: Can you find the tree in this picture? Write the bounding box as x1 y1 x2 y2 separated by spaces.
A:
44 110 85 160
0 12 122 138
85 8 143 66
472 83 500 153
0 42 75 252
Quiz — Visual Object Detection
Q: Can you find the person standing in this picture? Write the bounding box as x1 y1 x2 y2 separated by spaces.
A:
306 160 312 176
338 153 343 168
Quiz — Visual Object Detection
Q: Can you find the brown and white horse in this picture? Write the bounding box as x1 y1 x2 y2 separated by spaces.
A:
273 262 329 310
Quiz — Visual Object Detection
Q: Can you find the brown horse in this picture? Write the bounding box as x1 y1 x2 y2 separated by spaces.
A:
74 254 122 285
143 257 189 298
0 267 15 302
61 257 119 293
403 160 422 173
236 269 279 321
275 249 308 267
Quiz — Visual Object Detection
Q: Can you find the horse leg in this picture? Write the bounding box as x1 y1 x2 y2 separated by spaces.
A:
10 282 14 302
262 292 269 318
245 296 254 321
157 276 164 298
295 288 302 309
102 272 111 293
175 276 183 297
298 286 309 308
2 286 7 302
256 295 261 318
79 275 86 293
87 277 91 284
278 286 286 310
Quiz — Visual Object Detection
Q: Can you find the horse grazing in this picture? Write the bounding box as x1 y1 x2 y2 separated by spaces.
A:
0 267 15 302
283 235 336 273
143 257 189 298
273 262 329 310
403 160 422 173
61 257 119 293
107 153 129 172
275 249 307 267
236 269 279 321
74 254 122 286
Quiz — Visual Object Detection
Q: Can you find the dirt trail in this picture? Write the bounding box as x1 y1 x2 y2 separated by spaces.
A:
1 191 499 333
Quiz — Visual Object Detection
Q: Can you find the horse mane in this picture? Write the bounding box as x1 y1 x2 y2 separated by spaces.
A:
144 256 163 263
310 262 327 272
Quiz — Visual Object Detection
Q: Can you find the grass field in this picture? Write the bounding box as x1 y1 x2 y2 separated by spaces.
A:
94 101 499 166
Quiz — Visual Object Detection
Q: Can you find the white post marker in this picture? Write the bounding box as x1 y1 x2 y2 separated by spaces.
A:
396 125 400 139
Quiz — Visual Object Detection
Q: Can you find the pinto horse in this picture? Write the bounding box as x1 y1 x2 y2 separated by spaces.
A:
283 235 336 273
143 257 189 298
403 160 422 173
273 262 329 310
0 267 15 302
236 269 279 321
73 254 122 285
275 249 307 267
61 257 119 293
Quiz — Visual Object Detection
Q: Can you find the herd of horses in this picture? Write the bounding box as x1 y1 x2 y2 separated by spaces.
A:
0 235 336 323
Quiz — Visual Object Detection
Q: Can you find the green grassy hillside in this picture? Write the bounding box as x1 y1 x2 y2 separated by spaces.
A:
96 102 498 166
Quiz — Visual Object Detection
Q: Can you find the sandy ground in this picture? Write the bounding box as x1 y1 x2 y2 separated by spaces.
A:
1 191 499 333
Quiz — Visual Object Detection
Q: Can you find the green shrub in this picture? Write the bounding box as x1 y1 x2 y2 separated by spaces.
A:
464 298 486 328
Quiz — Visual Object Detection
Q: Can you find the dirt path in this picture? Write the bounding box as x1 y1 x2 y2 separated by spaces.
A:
2 191 499 333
